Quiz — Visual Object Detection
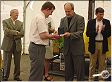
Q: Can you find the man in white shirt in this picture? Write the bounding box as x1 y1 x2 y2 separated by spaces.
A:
28 2 57 81
86 7 111 81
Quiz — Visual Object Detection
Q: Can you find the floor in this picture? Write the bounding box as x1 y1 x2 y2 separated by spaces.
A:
2 54 111 81
7 55 65 81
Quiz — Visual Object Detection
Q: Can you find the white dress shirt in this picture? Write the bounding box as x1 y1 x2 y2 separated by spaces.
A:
11 18 16 25
95 19 103 41
29 11 49 45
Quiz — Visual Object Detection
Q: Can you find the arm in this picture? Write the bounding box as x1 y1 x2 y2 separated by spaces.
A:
58 19 64 35
101 20 111 38
86 20 97 38
38 18 58 40
2 20 19 37
39 32 56 40
14 22 24 40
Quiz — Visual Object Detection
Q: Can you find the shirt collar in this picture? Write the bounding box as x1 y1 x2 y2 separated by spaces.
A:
96 18 103 22
11 18 17 22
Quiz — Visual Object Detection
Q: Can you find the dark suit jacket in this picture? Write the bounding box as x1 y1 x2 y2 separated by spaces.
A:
1 18 24 51
59 13 85 55
86 19 111 54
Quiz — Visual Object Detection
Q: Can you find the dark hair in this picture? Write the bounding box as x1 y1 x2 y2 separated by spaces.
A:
64 2 74 10
41 1 55 10
95 7 104 14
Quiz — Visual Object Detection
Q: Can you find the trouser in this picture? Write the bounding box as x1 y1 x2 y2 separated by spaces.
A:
3 42 21 79
28 42 46 81
64 52 85 81
89 42 106 80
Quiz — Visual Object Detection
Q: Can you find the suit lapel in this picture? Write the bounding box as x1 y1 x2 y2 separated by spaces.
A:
15 21 19 30
69 16 75 28
93 19 96 31
9 18 16 29
64 17 69 31
9 18 19 30
68 13 77 31
102 19 105 25
64 13 77 31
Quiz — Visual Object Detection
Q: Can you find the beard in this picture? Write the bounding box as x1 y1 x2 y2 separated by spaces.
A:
66 15 71 18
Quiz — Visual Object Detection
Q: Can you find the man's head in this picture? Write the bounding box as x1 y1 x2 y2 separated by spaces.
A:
10 9 19 20
95 7 104 21
41 1 55 18
64 2 74 17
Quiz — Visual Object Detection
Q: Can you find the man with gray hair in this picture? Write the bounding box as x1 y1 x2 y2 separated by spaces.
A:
1 9 24 81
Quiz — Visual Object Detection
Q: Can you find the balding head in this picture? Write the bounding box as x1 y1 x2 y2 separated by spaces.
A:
64 2 74 11
64 2 74 17
10 9 19 20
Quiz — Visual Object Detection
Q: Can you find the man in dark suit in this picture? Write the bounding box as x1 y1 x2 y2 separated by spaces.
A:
86 7 111 81
1 9 24 81
58 3 85 81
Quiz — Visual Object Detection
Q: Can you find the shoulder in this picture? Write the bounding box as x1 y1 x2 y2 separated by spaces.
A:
33 13 45 23
17 20 22 23
2 18 10 22
88 19 95 23
103 18 110 22
16 20 23 25
60 16 66 22
75 14 84 19
37 12 45 20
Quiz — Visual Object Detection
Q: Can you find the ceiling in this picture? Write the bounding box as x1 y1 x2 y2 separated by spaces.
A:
1 1 24 6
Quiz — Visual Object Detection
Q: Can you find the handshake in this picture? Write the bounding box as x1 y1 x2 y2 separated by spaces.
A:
51 34 62 40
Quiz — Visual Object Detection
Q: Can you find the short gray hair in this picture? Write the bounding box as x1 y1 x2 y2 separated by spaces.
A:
10 9 18 16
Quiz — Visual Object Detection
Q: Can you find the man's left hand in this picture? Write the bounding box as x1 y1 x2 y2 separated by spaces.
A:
62 32 71 37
